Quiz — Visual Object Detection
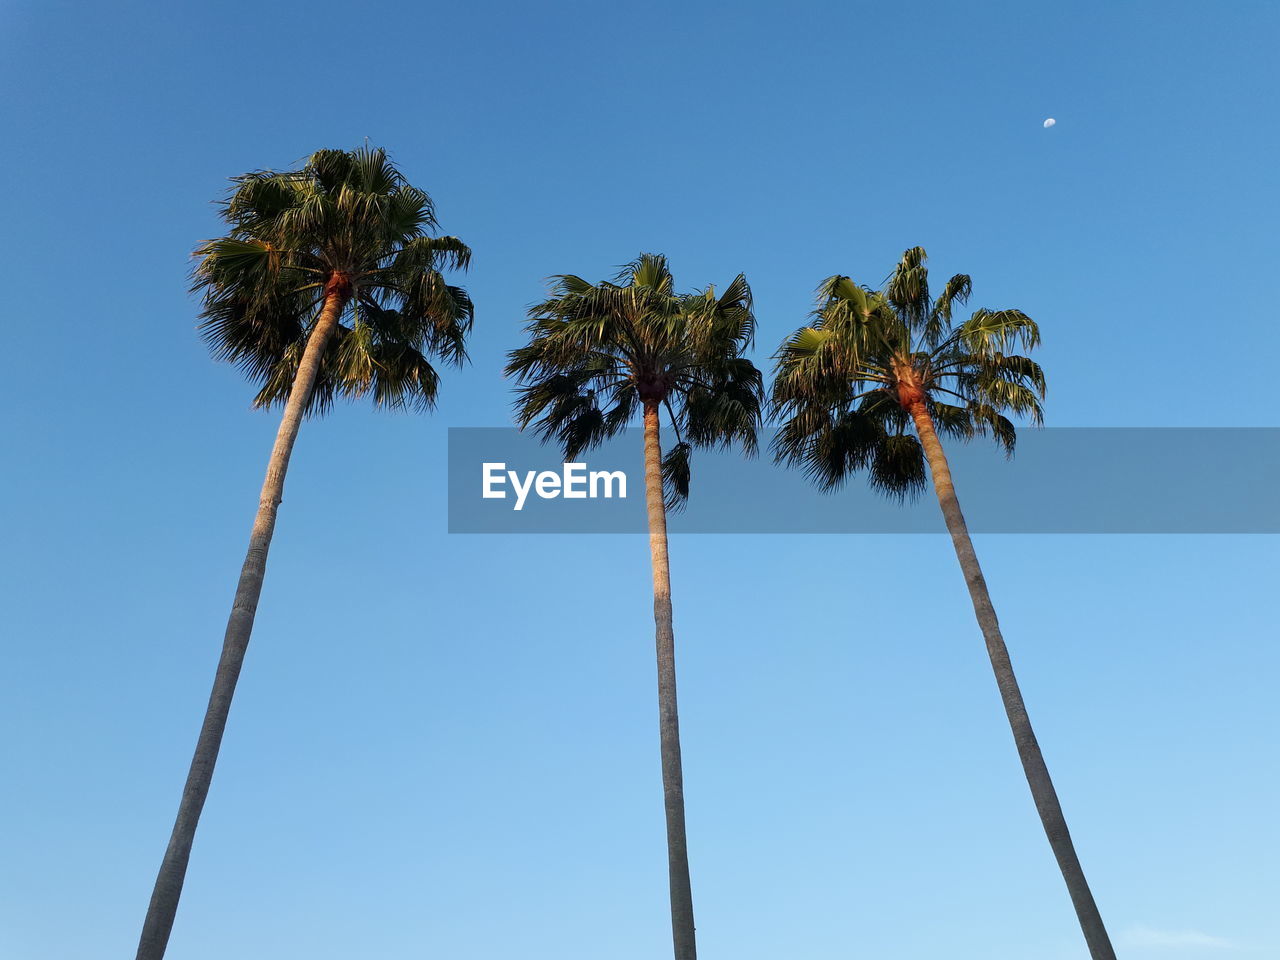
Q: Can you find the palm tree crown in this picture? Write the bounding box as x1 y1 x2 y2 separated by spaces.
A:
195 146 473 412
507 253 764 502
773 245 1044 488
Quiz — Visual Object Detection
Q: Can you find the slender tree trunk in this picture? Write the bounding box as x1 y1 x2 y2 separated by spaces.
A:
641 399 697 960
136 284 349 960
907 402 1116 960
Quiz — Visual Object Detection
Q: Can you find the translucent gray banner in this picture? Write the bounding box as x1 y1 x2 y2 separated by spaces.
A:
447 428 1280 533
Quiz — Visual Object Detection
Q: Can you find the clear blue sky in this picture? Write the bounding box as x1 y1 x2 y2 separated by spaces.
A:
1 1 1277 958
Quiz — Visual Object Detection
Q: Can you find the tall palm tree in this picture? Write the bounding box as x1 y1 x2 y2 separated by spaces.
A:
506 254 762 960
137 147 473 960
772 247 1116 960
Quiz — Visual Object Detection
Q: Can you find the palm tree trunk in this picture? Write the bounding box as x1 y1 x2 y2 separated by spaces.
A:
136 285 348 960
907 402 1116 960
641 399 697 960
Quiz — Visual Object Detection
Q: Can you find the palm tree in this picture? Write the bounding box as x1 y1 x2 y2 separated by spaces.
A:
137 147 473 960
506 254 762 960
772 247 1116 960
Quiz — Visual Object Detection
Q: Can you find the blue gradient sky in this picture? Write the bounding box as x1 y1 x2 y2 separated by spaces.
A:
1 2 1277 958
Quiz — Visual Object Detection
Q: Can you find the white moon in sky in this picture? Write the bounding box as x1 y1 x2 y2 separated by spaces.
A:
1043 118 1057 128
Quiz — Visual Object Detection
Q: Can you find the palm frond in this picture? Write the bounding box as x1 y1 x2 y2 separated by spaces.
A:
954 308 1040 356
868 434 926 501
662 442 692 510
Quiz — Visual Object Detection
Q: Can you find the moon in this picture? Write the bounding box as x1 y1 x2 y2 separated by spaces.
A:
1043 118 1057 128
